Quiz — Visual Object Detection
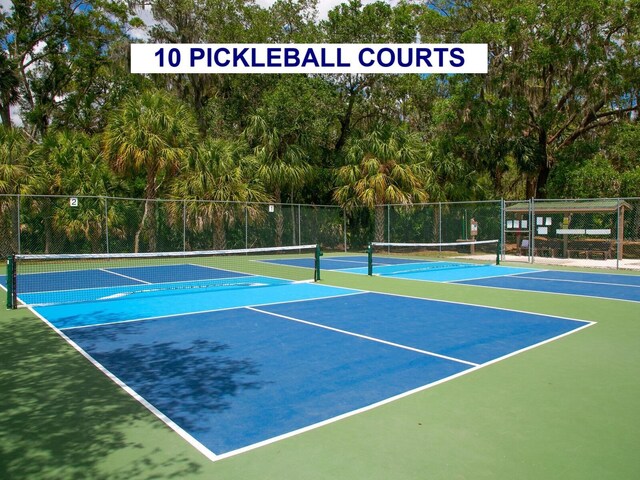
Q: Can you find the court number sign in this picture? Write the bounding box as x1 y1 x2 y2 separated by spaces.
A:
70 197 78 207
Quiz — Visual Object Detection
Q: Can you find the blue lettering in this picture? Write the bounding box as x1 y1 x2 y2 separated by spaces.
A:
320 48 335 67
284 48 300 67
416 48 432 67
434 47 447 67
190 48 204 67
450 47 465 67
215 48 230 67
302 49 319 67
359 47 375 67
397 48 413 67
251 48 265 67
377 47 394 67
337 48 350 67
233 48 249 67
267 48 281 67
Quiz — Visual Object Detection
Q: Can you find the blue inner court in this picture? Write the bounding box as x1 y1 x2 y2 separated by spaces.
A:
0 261 598 459
265 255 640 302
51 286 589 458
454 270 640 302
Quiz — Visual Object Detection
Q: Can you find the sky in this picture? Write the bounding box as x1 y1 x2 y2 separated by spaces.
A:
1 0 396 126
257 0 396 20
0 1 395 25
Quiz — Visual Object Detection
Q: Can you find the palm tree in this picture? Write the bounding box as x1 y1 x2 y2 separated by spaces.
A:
244 114 311 246
333 125 431 242
26 130 116 253
171 139 271 249
0 126 28 254
103 90 198 252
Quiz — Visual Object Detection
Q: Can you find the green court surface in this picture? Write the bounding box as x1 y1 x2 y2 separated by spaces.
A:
1 262 639 479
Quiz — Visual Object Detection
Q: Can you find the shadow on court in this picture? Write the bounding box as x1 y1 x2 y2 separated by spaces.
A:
0 310 211 479
67 326 270 433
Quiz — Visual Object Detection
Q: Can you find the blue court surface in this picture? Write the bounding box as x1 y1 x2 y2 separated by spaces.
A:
265 255 640 302
0 262 596 460
23 283 589 460
453 270 640 302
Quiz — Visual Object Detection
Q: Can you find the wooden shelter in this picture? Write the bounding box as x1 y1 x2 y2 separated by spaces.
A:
505 199 632 260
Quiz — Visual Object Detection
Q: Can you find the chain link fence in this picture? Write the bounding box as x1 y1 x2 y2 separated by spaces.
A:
1 194 639 269
504 198 640 267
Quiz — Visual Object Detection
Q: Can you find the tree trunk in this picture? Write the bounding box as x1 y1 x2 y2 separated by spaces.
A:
274 189 283 247
213 210 226 250
375 205 385 243
134 199 151 253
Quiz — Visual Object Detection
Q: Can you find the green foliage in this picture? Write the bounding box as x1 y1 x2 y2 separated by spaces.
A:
0 0 638 208
1 0 129 133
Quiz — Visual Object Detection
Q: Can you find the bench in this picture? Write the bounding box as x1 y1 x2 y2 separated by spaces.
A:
567 241 615 260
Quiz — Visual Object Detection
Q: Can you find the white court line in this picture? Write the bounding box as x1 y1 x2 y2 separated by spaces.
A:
246 306 479 367
507 274 640 289
100 268 151 284
59 290 368 331
30 284 597 463
24 305 219 462
442 269 542 283
447 278 640 304
212 314 595 462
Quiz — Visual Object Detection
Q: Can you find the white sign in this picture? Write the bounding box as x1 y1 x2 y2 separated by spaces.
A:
69 197 78 207
131 43 489 74
268 205 275 213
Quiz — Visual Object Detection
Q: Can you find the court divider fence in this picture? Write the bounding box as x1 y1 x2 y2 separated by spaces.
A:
1 194 639 269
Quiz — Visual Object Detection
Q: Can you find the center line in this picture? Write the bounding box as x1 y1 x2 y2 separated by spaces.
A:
247 306 479 367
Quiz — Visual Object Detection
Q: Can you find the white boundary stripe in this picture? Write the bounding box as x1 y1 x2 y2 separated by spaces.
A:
24 305 219 462
442 269 542 283
356 289 595 324
212 319 595 462
59 290 368 331
100 268 152 284
510 274 640 289
448 278 640 304
29 284 597 463
246 306 479 367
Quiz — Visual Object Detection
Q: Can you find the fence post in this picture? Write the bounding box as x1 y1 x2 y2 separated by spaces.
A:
616 198 620 270
104 197 109 254
438 202 442 252
182 199 187 252
500 198 505 261
298 204 301 246
17 194 21 254
6 255 16 309
387 204 391 243
530 198 535 264
343 208 347 252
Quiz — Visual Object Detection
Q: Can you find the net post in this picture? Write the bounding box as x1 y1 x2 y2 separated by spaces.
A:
496 240 501 265
314 244 322 281
367 243 373 276
6 255 16 309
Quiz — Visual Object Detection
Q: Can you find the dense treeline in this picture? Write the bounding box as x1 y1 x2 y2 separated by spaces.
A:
1 0 639 215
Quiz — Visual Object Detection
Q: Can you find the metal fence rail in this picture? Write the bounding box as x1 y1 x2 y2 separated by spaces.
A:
1 194 639 269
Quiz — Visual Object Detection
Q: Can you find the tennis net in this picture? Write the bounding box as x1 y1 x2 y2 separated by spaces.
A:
367 239 500 276
6 244 321 308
